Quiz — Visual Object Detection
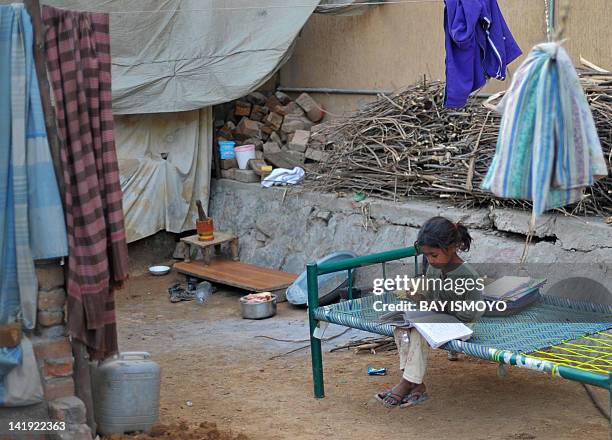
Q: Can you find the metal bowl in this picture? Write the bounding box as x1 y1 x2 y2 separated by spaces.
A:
148 265 170 276
240 294 277 319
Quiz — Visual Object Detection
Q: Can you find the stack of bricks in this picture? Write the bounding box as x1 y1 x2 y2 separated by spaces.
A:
31 260 92 439
215 90 330 182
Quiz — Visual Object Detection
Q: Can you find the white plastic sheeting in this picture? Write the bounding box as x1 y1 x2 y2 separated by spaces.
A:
42 0 320 114
115 108 212 243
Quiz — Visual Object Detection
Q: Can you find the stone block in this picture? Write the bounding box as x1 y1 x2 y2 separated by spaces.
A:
295 93 324 122
263 141 281 155
55 423 92 440
233 169 260 183
288 130 310 153
305 147 330 162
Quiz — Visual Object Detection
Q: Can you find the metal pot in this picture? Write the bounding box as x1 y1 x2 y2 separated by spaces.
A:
240 295 277 319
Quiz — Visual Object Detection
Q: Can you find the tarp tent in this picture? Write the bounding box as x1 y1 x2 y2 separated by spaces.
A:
41 0 320 241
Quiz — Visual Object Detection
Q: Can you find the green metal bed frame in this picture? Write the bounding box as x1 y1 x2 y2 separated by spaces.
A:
306 246 612 431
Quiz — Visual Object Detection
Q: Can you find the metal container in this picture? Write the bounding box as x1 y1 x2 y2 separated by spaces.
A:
240 295 277 319
91 352 161 435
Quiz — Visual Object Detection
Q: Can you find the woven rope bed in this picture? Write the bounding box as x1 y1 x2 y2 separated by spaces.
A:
306 246 612 430
315 292 612 373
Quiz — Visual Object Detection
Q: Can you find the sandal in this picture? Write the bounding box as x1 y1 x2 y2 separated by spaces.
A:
168 284 196 303
399 390 430 408
374 390 404 408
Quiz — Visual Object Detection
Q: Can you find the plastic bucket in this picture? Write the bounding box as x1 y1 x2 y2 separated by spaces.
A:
234 144 256 169
218 141 236 159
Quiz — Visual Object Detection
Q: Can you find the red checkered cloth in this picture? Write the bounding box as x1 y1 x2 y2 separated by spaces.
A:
43 6 129 360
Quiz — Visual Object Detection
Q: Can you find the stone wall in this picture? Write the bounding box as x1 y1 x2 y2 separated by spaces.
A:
209 179 611 299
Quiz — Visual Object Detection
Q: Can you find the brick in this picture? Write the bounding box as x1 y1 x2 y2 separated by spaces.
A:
44 377 75 400
38 288 66 311
295 93 324 122
38 325 66 339
43 357 74 379
255 151 264 160
265 95 283 113
305 147 331 162
234 101 252 117
221 169 235 179
0 324 21 348
232 169 260 183
277 101 304 117
245 92 267 106
243 138 264 151
288 130 310 153
250 105 269 122
32 337 72 361
263 141 281 155
269 131 282 145
274 91 292 105
265 151 304 169
218 121 236 139
281 115 313 135
38 310 64 327
263 112 283 131
35 262 64 291
220 159 237 170
235 118 262 139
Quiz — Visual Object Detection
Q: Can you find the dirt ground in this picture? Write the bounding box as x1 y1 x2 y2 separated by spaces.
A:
114 271 610 440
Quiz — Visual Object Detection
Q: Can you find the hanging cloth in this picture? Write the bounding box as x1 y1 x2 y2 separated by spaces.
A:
42 5 129 360
443 0 521 108
0 4 68 330
481 42 608 216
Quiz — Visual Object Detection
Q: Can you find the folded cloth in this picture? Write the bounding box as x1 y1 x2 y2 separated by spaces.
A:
261 167 305 188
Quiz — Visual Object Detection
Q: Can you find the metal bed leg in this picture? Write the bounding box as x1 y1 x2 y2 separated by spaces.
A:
307 263 324 398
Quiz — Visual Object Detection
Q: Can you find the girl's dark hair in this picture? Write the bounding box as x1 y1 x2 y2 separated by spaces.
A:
416 216 472 252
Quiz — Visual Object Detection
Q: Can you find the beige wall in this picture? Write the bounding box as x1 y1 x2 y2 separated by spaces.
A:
280 0 612 114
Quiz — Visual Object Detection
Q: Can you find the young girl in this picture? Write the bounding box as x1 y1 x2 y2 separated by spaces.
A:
376 216 483 408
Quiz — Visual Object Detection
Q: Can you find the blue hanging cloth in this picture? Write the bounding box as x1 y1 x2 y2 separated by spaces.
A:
481 42 608 217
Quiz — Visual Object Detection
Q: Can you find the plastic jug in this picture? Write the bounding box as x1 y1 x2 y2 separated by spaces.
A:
91 352 161 435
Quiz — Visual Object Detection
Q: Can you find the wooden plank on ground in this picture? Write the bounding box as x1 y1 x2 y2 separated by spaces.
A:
174 258 297 292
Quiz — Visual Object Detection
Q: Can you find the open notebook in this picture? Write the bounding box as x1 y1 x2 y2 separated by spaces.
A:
379 310 473 349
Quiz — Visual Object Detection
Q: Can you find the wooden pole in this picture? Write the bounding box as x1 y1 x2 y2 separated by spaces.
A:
23 1 97 436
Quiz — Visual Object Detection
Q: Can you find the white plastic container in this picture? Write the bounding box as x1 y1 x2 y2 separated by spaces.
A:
234 144 256 169
91 352 161 435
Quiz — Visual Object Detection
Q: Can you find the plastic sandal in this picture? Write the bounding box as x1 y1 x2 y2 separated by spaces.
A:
399 390 430 408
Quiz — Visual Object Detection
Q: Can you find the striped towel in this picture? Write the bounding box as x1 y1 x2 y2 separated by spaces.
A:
0 4 68 330
43 6 129 360
481 42 608 216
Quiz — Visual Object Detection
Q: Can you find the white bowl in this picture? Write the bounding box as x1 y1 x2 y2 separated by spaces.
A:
149 265 170 276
